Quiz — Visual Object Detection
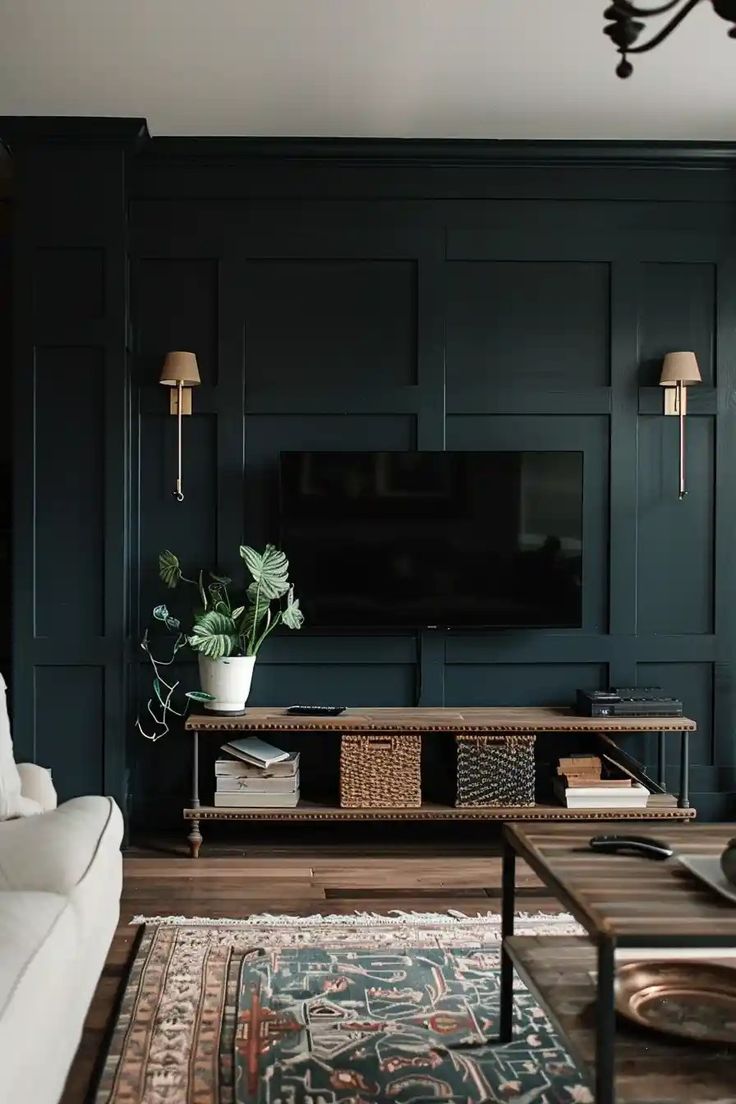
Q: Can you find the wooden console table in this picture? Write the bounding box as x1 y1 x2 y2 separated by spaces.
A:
183 707 696 857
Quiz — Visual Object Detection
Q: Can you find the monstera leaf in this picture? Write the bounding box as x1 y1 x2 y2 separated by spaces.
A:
188 611 239 660
282 587 304 630
240 544 290 599
159 550 182 589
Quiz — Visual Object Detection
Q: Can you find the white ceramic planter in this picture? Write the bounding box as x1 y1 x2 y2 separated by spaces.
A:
197 654 256 714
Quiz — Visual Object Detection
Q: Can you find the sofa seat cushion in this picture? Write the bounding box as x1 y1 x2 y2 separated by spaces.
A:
0 795 122 895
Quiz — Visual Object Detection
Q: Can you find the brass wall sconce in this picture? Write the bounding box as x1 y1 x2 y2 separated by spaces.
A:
659 351 701 500
159 351 200 502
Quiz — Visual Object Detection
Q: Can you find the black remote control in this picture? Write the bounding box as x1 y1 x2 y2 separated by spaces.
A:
286 705 346 716
589 834 674 861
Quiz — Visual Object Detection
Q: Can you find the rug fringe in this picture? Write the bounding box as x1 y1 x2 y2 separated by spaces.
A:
130 909 580 929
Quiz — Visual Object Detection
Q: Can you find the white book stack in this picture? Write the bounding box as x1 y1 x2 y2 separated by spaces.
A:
553 778 649 809
553 754 650 809
214 736 300 807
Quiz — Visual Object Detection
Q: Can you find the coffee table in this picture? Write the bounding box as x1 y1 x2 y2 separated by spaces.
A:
500 823 736 1104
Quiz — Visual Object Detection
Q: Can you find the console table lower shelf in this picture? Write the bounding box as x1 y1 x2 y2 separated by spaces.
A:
183 801 694 854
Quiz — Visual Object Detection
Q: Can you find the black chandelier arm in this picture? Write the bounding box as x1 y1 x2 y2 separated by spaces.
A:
606 0 736 76
611 0 686 15
621 0 704 53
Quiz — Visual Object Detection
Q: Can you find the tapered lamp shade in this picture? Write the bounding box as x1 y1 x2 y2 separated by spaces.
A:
659 351 701 386
159 351 201 387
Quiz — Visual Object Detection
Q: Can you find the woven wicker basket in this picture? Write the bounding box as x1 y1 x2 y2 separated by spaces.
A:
455 733 535 807
340 732 422 808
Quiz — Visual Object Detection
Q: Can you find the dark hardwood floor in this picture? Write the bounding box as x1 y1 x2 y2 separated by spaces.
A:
60 832 557 1104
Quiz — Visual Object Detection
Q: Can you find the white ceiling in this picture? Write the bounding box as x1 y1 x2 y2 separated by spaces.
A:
1 0 735 139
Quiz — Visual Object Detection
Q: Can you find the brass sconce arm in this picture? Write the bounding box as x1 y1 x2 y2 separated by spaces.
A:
159 351 200 502
659 351 701 500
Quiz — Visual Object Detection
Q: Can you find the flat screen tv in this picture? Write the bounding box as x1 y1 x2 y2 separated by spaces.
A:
279 451 583 629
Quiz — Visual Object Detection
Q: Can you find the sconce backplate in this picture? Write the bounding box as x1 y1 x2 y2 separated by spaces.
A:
169 387 193 416
663 386 686 416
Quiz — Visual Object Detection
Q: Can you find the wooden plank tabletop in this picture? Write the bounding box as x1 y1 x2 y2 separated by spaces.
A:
508 936 736 1103
506 823 736 944
185 706 697 733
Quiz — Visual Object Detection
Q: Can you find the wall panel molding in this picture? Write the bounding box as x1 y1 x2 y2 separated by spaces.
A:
7 129 132 809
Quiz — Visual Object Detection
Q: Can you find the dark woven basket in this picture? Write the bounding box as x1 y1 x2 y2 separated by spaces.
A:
455 733 535 807
340 732 422 808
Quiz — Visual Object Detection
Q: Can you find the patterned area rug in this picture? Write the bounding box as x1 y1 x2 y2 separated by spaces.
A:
97 912 588 1104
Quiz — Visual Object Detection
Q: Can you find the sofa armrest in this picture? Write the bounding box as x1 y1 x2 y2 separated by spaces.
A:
16 763 57 812
0 796 122 895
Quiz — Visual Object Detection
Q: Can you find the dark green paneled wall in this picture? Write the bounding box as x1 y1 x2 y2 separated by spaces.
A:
4 125 736 824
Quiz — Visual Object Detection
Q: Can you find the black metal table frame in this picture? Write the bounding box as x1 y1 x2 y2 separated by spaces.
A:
499 820 734 1104
500 836 615 1104
660 728 690 808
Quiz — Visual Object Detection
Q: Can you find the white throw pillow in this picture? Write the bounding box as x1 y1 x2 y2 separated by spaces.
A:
0 673 42 819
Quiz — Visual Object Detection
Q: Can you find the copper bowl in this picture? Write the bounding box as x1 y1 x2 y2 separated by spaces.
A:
615 961 736 1045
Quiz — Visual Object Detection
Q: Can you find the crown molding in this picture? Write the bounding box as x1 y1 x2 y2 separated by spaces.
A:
141 137 736 170
0 125 733 169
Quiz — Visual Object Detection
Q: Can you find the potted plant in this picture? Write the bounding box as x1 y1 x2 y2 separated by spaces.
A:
137 544 304 740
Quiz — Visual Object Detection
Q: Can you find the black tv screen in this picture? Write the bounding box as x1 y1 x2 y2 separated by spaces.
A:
279 451 583 629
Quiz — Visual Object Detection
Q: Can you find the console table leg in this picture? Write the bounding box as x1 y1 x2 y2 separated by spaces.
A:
189 729 202 858
596 937 616 1104
678 730 690 809
499 836 516 1043
188 818 203 859
658 731 666 789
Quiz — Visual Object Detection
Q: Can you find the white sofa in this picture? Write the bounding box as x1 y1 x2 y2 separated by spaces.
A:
0 765 123 1104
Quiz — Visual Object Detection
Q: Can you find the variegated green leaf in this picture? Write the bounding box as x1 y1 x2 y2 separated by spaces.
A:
152 677 164 705
152 604 181 631
241 582 270 639
188 611 238 660
209 572 232 586
282 586 304 630
239 544 290 599
159 550 182 588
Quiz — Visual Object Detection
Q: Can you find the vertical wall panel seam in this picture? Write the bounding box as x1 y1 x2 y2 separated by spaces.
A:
608 260 640 657
415 220 447 706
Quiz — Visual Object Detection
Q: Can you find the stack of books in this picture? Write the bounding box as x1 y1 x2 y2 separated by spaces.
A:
553 754 649 809
214 736 300 808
